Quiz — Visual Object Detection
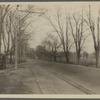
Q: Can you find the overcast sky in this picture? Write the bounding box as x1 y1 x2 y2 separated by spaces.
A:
3 2 100 54
25 2 100 54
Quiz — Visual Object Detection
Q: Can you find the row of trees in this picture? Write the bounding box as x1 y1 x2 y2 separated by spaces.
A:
0 5 31 69
34 44 90 62
0 5 44 69
39 6 100 68
1 4 99 68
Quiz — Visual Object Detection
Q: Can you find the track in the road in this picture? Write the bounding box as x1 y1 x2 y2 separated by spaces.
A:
29 64 93 94
29 67 58 94
54 72 94 94
29 67 43 94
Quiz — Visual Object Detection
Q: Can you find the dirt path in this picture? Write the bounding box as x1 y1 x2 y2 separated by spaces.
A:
1 59 100 94
29 64 84 94
0 60 86 94
36 60 100 94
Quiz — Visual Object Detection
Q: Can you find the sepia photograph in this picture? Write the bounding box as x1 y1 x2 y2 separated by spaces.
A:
0 1 100 95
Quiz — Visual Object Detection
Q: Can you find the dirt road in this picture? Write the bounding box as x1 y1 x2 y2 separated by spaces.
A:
0 60 100 94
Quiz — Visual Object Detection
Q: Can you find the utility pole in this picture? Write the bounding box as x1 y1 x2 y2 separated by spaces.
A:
15 5 19 70
15 31 18 70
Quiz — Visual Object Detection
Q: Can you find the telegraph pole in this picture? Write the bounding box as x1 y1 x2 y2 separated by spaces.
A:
15 5 19 70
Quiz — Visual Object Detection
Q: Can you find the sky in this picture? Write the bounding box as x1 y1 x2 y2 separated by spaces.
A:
2 2 100 54
25 1 100 54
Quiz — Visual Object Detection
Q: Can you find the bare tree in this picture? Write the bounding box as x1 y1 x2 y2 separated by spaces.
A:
42 34 61 62
6 5 31 69
85 6 100 68
0 4 46 70
0 5 10 54
69 11 89 64
12 5 45 69
45 10 73 63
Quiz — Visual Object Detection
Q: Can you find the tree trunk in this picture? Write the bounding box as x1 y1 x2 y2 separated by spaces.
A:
77 50 80 64
95 50 99 68
10 49 13 63
65 51 69 63
23 43 26 61
18 43 21 63
53 56 57 62
15 33 18 70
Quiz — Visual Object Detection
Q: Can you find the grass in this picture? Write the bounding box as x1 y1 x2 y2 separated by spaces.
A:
6 57 98 70
51 57 97 68
70 58 96 68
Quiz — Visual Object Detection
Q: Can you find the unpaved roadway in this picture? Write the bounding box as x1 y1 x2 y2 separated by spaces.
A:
0 60 100 94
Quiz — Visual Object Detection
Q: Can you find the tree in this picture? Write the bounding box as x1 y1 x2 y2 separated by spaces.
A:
45 10 73 63
85 6 100 68
36 45 49 60
42 34 61 62
69 11 89 64
82 51 88 59
0 5 10 54
0 4 45 69
5 5 32 69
